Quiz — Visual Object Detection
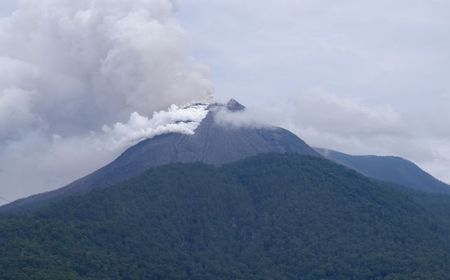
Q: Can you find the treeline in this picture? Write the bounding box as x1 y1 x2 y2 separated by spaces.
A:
1 154 450 279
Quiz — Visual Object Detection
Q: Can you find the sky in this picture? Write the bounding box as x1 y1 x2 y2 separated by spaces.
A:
0 0 16 16
176 0 450 182
0 0 449 203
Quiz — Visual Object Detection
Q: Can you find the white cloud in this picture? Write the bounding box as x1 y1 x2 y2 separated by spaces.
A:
0 0 213 137
101 103 208 150
0 103 208 204
213 107 270 129
0 0 213 203
178 0 450 183
231 91 450 183
2 0 450 203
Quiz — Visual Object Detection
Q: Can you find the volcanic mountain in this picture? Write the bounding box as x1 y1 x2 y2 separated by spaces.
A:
316 148 450 194
2 99 320 211
3 100 450 279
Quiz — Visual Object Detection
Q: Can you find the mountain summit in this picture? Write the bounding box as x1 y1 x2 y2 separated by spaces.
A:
224 98 246 111
2 99 319 211
3 101 450 279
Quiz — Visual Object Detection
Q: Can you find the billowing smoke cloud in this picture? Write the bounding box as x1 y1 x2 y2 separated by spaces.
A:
102 103 208 150
0 103 209 203
0 0 213 203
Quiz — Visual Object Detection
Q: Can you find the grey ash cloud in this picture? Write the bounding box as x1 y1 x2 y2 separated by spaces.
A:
1 0 450 203
0 0 213 203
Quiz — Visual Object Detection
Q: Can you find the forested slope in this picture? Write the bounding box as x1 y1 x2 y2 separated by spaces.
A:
1 154 450 279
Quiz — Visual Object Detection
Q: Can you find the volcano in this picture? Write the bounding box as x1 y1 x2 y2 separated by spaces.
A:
3 101 450 279
3 99 319 211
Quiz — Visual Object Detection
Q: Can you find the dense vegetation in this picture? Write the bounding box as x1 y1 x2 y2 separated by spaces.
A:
316 148 450 194
2 154 450 279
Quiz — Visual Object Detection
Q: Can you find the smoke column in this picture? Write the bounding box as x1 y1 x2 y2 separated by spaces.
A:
0 0 214 203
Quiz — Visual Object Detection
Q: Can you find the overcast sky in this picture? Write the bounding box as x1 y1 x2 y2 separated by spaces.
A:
176 0 450 183
0 0 449 204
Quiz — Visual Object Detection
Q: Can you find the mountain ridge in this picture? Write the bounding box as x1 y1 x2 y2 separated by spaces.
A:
316 148 450 194
1 100 320 212
4 99 449 213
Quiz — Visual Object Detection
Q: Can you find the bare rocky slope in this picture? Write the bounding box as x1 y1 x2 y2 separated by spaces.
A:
2 100 319 212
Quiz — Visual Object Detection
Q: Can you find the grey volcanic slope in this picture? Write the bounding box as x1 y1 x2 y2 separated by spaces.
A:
316 148 450 194
2 100 320 211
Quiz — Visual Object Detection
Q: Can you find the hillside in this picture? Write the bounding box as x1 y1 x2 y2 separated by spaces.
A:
1 154 450 279
1 100 319 212
316 148 450 194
